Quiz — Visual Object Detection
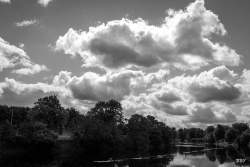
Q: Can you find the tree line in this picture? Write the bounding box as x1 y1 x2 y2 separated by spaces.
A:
1 95 250 159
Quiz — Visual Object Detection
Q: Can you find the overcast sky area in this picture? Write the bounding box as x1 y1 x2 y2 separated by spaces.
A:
0 0 250 128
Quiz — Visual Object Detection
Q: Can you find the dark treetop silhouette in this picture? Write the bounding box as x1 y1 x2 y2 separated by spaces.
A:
1 96 250 167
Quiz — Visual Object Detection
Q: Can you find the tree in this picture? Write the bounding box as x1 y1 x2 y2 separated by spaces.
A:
11 106 29 126
214 125 226 142
205 132 216 144
32 95 65 134
65 107 82 130
0 121 15 142
0 105 29 126
0 105 10 123
74 100 125 158
206 126 215 134
127 114 150 154
238 130 250 149
232 123 249 134
186 128 204 142
87 99 123 125
177 129 186 142
19 121 57 141
225 128 239 143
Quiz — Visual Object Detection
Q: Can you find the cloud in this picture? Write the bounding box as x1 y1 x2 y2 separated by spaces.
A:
50 65 244 125
0 77 70 106
53 70 144 101
15 19 39 27
0 65 246 127
152 101 188 116
155 91 181 103
168 66 241 103
188 104 236 124
0 77 92 111
117 65 244 125
0 36 48 75
13 64 48 75
55 0 241 71
37 0 54 7
0 0 10 4
2 78 62 95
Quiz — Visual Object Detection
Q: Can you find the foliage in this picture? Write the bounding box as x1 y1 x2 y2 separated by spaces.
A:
238 130 250 148
0 121 16 143
232 123 249 134
32 95 65 133
214 125 226 141
65 107 83 130
87 99 124 125
2 95 250 160
19 121 57 141
225 128 239 143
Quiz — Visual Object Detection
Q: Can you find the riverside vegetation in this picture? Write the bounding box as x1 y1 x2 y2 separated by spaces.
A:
1 95 250 166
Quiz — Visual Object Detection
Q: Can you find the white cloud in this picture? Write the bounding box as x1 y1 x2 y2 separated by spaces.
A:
0 65 247 127
37 0 54 7
0 36 48 75
168 66 241 103
188 103 236 124
13 64 48 75
15 19 39 27
19 43 25 48
0 0 10 4
3 78 61 95
116 66 244 126
55 0 241 71
53 70 145 101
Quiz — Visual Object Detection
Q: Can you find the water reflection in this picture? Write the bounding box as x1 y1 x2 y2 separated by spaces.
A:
1 145 250 167
169 146 249 167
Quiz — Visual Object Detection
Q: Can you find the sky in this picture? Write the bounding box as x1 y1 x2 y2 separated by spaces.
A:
0 0 250 128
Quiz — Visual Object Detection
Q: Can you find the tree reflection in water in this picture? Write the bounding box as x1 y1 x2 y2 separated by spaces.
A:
1 145 250 167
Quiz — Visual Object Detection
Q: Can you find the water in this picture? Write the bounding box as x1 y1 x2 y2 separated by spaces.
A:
168 145 248 167
1 145 249 167
93 146 249 167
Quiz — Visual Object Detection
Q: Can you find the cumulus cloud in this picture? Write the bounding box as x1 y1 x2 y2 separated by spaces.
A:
238 69 250 92
155 91 181 103
55 0 241 71
0 65 246 127
37 0 54 7
0 36 48 75
117 65 245 126
0 77 70 106
53 70 144 101
50 65 245 125
13 64 48 75
2 78 58 94
0 0 10 3
168 66 241 103
51 68 172 102
188 104 236 124
15 19 39 27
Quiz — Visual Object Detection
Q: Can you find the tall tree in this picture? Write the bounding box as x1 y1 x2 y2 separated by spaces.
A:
225 128 239 143
65 107 82 130
232 123 249 134
127 114 150 154
32 95 64 134
214 125 226 142
87 99 123 125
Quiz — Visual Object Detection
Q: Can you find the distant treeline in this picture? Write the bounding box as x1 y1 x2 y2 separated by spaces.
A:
0 95 250 159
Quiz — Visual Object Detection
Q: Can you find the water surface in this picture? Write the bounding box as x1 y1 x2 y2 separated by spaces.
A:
1 145 249 167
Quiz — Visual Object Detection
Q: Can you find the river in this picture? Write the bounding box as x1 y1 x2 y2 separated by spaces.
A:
1 145 250 167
